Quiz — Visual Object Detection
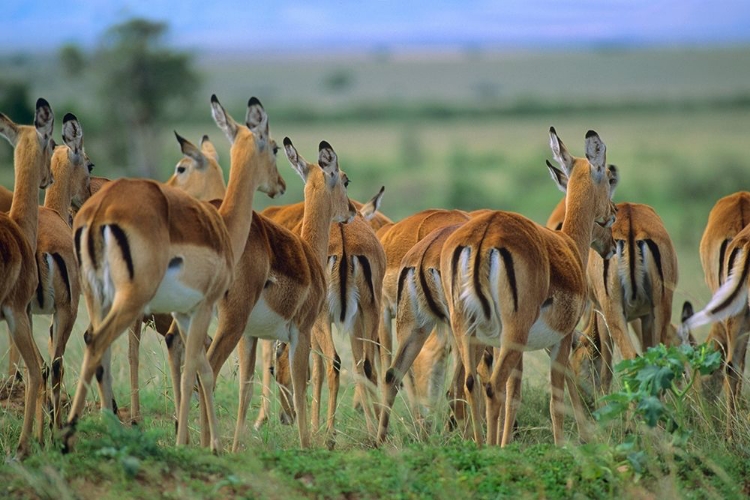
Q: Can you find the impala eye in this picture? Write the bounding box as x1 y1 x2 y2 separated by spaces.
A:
177 166 186 174
87 163 95 173
273 145 279 156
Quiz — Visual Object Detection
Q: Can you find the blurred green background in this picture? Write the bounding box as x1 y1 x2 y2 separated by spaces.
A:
2 18 750 370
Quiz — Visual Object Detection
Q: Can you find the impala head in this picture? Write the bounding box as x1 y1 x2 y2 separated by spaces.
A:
547 127 618 256
55 113 92 209
168 132 227 201
0 98 55 189
210 94 285 198
283 137 357 224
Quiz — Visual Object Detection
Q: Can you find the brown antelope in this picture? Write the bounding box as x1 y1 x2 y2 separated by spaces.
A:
547 199 680 393
254 187 388 444
376 195 619 443
373 210 476 436
0 99 55 458
72 174 177 423
31 113 93 429
61 95 284 453
122 135 224 425
440 128 617 447
681 191 750 438
185 138 355 451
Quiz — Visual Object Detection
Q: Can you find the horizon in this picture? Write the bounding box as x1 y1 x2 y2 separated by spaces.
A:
3 0 750 55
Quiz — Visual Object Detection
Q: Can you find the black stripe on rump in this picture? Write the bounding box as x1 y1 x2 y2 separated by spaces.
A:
397 266 412 306
450 246 465 301
473 230 491 320
107 224 134 280
355 255 375 303
498 248 518 313
710 248 750 316
419 262 446 322
642 239 664 296
51 252 72 300
74 227 83 266
719 239 729 286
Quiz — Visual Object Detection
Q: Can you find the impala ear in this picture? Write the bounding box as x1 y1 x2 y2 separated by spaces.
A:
174 131 207 169
607 164 619 199
246 97 269 147
210 94 239 144
546 159 568 194
0 113 19 146
318 140 340 188
200 134 219 163
62 113 84 159
34 98 54 146
549 126 574 174
585 130 607 179
283 137 310 182
360 186 385 221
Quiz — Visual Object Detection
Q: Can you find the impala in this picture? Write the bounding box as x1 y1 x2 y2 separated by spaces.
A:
255 187 388 444
547 198 680 393
62 95 284 453
0 99 55 458
183 138 356 451
681 191 750 438
33 113 92 428
440 128 617 446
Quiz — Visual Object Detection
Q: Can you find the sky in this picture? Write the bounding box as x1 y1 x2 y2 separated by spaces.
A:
2 0 750 54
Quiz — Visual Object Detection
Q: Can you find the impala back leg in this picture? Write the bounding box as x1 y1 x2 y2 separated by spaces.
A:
253 339 275 430
63 291 145 452
311 320 340 448
5 306 45 457
232 335 258 452
377 318 433 443
289 328 312 448
49 304 76 429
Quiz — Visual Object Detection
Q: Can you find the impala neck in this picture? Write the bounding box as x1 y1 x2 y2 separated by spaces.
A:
218 143 261 267
301 182 334 267
9 134 42 252
561 188 596 271
44 149 71 223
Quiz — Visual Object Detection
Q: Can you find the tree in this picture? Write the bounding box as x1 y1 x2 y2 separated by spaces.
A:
95 18 199 178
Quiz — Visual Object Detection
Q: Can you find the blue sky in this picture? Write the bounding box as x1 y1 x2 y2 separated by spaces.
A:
3 0 750 53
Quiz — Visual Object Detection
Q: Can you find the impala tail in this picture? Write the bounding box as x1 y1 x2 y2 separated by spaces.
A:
681 246 750 341
74 222 134 310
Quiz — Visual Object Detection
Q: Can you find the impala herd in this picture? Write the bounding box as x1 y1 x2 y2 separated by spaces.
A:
0 96 747 460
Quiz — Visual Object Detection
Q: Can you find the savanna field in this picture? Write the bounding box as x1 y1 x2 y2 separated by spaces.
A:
2 45 750 498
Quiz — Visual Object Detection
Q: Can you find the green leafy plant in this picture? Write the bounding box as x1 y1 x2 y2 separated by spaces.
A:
594 342 722 443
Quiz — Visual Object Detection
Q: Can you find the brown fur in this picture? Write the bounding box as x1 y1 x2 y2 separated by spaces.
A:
255 192 387 445
551 200 680 395
689 192 750 438
0 100 55 458
440 128 617 447
192 137 356 451
62 96 284 454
